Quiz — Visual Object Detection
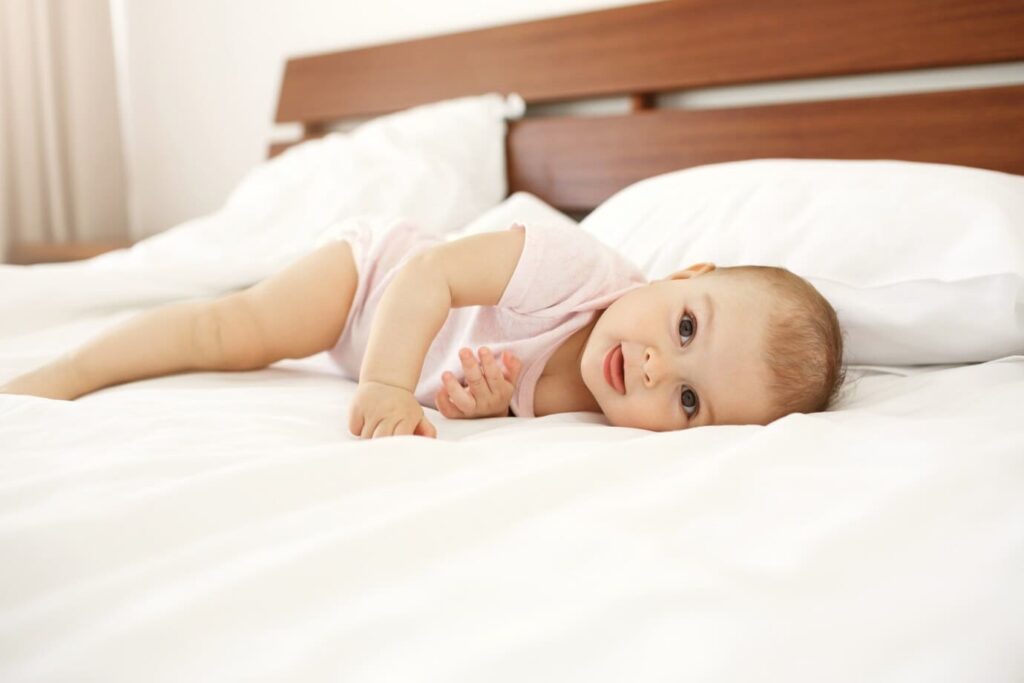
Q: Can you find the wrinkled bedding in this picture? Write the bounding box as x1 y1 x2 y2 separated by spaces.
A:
2 302 1023 681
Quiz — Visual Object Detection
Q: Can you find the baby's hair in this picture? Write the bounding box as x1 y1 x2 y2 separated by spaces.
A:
715 265 846 419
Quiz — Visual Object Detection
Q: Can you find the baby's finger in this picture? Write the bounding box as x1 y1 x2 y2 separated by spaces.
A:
435 387 463 418
478 347 504 391
443 371 477 414
433 388 449 415
502 351 523 385
358 413 378 440
372 418 396 439
349 409 364 437
394 418 417 436
459 347 488 396
414 417 437 438
361 415 383 439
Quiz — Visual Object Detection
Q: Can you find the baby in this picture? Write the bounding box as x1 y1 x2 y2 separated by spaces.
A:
1 219 845 439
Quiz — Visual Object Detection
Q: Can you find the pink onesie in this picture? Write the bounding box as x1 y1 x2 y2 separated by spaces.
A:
319 216 646 417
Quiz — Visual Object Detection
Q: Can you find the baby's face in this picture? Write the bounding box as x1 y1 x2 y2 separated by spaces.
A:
581 264 778 430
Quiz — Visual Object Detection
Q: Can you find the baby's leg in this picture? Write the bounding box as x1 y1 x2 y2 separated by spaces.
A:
211 239 359 368
0 241 359 400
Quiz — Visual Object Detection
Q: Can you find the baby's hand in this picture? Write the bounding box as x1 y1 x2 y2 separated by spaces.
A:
349 380 437 439
435 347 522 419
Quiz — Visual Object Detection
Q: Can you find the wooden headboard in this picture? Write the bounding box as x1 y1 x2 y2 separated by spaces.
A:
270 0 1024 214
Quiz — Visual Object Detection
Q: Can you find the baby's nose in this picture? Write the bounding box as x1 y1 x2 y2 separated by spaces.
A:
642 347 680 388
642 348 663 386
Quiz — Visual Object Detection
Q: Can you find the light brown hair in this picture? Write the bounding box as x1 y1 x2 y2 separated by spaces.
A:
718 265 846 420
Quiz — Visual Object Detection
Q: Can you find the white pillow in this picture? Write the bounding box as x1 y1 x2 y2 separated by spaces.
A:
98 92 524 287
810 272 1023 365
0 93 523 337
447 191 577 239
579 159 1024 365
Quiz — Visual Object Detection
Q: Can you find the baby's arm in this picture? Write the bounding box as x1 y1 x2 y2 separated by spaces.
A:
349 227 526 438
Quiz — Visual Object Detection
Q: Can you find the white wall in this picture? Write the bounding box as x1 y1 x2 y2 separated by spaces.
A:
111 0 1024 240
110 0 658 240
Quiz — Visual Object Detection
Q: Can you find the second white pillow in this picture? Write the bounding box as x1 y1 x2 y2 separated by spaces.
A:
578 159 1024 365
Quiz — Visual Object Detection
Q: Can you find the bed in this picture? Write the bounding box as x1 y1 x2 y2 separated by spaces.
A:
2 0 1024 680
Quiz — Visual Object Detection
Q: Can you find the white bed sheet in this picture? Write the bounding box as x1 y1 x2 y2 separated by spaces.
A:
2 307 1023 682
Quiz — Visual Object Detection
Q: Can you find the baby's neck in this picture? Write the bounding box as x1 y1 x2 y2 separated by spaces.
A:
534 311 602 417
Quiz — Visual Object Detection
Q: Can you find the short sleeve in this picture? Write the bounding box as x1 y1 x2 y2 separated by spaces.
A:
497 222 644 316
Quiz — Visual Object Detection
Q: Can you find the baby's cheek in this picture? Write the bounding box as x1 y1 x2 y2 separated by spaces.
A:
606 398 673 431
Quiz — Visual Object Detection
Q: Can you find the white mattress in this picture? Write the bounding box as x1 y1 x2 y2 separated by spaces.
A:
2 306 1023 681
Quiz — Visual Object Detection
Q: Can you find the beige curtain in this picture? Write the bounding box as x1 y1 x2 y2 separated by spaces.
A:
0 0 129 259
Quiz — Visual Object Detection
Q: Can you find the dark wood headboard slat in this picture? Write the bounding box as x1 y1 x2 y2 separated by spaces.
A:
275 0 1024 124
505 84 1024 212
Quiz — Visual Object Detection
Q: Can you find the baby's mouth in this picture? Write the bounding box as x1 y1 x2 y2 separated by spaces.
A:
603 343 626 395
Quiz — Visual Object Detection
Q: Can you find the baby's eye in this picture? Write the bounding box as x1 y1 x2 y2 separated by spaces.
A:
678 312 696 345
681 387 699 417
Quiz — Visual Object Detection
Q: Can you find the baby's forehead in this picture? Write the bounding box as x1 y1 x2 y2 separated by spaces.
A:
672 268 765 293
707 267 763 284
706 269 781 296
666 270 786 321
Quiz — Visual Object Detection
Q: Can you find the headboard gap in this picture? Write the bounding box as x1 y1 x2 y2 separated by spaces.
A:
629 94 655 112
